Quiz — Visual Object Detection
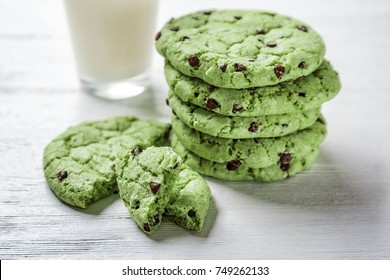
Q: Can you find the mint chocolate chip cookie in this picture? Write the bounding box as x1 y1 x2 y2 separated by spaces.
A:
168 90 320 139
115 146 182 234
156 10 325 88
165 61 340 116
171 116 326 168
43 117 170 209
171 133 320 182
116 146 211 233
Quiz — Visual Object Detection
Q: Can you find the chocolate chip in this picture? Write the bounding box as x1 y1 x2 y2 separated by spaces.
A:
234 16 242 20
220 64 227 72
274 65 285 79
58 171 68 181
204 98 220 110
297 25 308 32
282 123 289 128
155 31 161 41
150 182 160 194
227 160 241 171
298 62 307 69
172 162 179 169
256 28 265 34
299 92 306 97
279 153 292 171
180 36 190 41
165 98 169 106
194 92 199 97
234 63 246 72
188 55 200 67
170 26 179 32
143 223 150 232
232 104 244 113
131 146 143 157
248 122 259 132
266 42 277 47
317 117 326 124
248 59 255 62
203 11 212 15
188 210 196 217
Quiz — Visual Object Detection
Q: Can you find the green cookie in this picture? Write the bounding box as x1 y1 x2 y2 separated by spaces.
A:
43 117 170 209
156 10 325 89
168 91 320 139
166 166 211 232
171 133 320 182
116 146 211 234
165 61 340 116
171 116 326 168
116 146 182 234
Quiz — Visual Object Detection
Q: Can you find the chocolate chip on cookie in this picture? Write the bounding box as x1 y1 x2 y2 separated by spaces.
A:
227 159 241 170
248 122 259 132
143 223 151 232
203 11 212 15
188 210 196 217
180 36 190 41
279 153 292 171
234 63 247 72
256 28 265 34
297 25 308 32
155 31 162 41
274 65 285 79
150 182 161 194
298 61 308 69
266 42 277 47
204 98 220 110
131 146 143 157
234 16 242 20
299 92 306 97
188 55 200 67
57 171 68 181
170 26 179 32
232 104 244 113
220 64 227 72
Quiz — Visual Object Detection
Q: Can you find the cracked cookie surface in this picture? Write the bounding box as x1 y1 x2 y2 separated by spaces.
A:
165 61 340 116
168 90 321 139
43 117 170 209
156 10 325 88
116 146 211 233
171 133 320 182
171 116 326 168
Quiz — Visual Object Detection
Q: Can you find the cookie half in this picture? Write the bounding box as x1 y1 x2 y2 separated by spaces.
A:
168 91 320 139
116 146 182 234
156 10 325 88
43 117 170 208
165 60 340 116
171 116 326 168
171 133 320 182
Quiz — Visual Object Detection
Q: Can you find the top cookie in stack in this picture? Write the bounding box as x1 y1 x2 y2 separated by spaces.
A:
156 10 340 181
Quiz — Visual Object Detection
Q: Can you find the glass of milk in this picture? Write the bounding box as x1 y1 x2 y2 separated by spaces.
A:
64 0 158 99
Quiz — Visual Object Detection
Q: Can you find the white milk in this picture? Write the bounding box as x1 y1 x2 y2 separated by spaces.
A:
64 0 158 81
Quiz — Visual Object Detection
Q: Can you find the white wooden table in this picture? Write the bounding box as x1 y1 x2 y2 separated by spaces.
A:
1 0 390 259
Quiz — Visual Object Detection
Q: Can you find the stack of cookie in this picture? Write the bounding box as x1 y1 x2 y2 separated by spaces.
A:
156 10 341 181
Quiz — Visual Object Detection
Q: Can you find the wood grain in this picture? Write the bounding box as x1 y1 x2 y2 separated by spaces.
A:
1 0 390 259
